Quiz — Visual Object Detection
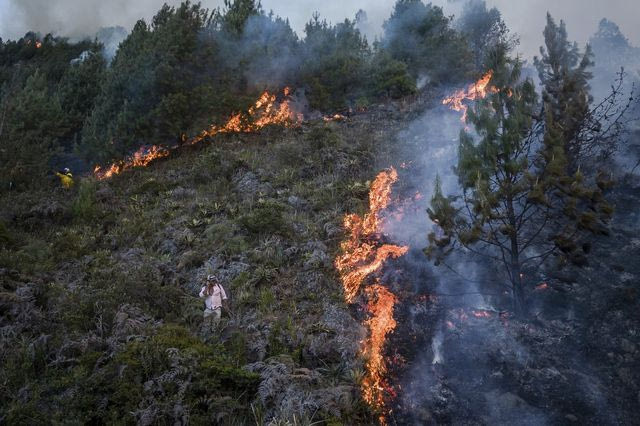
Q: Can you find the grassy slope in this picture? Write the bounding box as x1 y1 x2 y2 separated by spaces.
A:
0 116 405 424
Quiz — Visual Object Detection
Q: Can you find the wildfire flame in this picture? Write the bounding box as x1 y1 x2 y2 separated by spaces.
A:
362 283 398 424
335 167 408 424
94 145 170 180
188 87 303 146
335 168 408 303
472 310 493 318
94 88 302 180
536 282 549 291
323 113 346 122
442 71 496 122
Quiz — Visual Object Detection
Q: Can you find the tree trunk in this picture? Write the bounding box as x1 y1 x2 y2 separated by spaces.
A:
511 260 527 317
506 194 528 317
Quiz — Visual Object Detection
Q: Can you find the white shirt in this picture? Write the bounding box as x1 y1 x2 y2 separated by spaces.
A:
199 284 227 310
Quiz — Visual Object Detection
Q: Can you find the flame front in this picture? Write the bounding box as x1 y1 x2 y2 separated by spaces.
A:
335 168 408 303
94 88 302 180
94 145 170 180
362 283 398 425
188 87 303 146
335 167 408 424
442 71 496 122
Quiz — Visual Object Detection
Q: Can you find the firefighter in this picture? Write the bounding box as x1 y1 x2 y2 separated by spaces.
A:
55 168 74 189
199 274 228 325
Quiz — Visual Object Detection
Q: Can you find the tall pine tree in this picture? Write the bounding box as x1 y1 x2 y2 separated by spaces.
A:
426 46 613 315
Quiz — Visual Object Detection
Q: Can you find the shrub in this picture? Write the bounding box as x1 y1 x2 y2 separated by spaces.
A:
306 125 341 151
238 200 289 236
72 179 98 221
0 221 13 249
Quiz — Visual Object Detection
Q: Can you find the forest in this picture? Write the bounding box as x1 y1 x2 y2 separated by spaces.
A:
1 0 639 424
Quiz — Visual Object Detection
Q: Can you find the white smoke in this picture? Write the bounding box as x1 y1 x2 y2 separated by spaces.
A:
431 329 444 364
2 0 639 62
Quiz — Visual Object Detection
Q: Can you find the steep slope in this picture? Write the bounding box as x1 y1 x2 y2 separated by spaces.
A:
0 108 412 424
2 94 639 425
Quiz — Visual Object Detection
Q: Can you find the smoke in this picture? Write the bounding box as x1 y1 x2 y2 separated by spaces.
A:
0 0 188 40
3 0 639 62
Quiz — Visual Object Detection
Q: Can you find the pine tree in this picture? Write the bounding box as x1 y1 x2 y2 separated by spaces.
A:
1 70 64 189
534 13 594 172
425 47 613 316
457 0 516 71
383 0 472 83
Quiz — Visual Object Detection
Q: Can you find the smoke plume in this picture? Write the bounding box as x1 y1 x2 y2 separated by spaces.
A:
2 0 639 62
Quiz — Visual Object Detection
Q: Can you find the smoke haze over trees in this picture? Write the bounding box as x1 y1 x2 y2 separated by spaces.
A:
1 0 640 424
2 0 640 60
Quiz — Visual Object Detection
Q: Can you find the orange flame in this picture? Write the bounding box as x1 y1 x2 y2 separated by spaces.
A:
323 113 346 122
335 167 408 424
334 168 408 303
472 310 493 318
362 283 397 425
442 71 496 122
94 88 302 180
536 282 549 291
188 87 303 146
94 145 169 180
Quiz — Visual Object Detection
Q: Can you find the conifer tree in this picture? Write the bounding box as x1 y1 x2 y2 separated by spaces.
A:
534 13 594 172
425 46 613 315
1 70 64 189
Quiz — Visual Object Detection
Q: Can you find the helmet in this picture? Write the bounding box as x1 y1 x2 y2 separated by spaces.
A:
206 274 217 282
63 167 70 174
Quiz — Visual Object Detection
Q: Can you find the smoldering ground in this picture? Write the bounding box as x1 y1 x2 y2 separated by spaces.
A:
376 80 628 424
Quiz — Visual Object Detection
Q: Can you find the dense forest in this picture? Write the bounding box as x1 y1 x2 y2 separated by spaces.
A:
1 0 476 188
1 0 639 424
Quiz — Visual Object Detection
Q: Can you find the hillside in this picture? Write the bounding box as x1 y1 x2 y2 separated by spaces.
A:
0 103 416 424
2 1 640 425
2 88 640 424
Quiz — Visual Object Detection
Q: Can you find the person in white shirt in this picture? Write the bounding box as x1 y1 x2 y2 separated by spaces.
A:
199 274 228 323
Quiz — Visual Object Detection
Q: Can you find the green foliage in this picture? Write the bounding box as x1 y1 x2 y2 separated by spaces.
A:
534 13 594 170
457 0 515 70
82 2 216 161
300 15 371 111
383 0 473 83
221 0 262 35
105 324 259 423
71 179 99 221
258 286 276 314
427 45 615 315
306 124 341 150
0 70 65 190
238 200 289 236
370 49 416 99
56 50 106 149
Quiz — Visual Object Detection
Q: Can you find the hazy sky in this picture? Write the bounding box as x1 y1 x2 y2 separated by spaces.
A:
1 0 638 59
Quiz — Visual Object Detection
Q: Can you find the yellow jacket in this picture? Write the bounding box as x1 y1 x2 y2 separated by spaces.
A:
56 172 74 189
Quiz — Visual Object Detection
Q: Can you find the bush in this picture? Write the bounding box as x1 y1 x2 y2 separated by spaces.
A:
0 221 13 249
238 200 290 236
72 179 98 221
306 125 341 150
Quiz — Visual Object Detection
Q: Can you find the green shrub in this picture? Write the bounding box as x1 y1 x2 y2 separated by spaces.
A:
110 324 259 423
134 178 169 195
238 200 289 236
0 221 13 249
258 287 276 314
306 125 341 151
72 179 98 221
